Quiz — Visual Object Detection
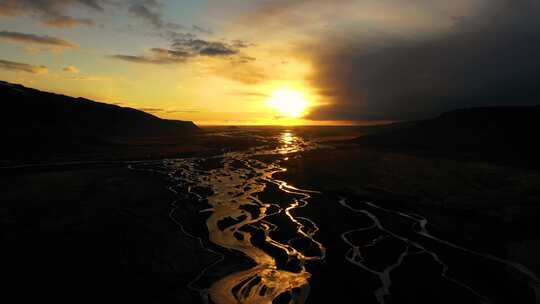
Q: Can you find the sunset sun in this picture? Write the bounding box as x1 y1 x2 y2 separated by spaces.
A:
266 89 310 118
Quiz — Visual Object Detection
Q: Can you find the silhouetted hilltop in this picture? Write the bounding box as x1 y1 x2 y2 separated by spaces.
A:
0 80 199 162
354 105 540 168
1 80 197 142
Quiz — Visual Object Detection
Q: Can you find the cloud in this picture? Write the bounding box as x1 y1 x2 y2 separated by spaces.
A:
138 107 164 113
78 0 103 11
127 0 209 33
128 0 163 29
228 90 268 98
171 38 238 56
110 36 249 65
0 31 75 48
42 16 94 28
231 40 254 49
109 47 190 65
0 59 47 74
0 0 104 28
109 54 165 65
192 25 212 35
150 47 191 59
213 63 268 85
166 109 200 113
137 107 200 114
65 75 104 81
301 0 540 121
62 65 80 73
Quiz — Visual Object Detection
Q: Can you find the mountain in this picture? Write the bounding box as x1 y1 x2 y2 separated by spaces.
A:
1 80 198 140
354 105 540 168
0 80 199 161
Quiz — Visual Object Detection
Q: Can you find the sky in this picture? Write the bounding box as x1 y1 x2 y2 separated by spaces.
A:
1 0 539 125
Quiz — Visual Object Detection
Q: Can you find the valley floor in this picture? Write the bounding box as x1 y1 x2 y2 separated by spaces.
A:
2 134 540 303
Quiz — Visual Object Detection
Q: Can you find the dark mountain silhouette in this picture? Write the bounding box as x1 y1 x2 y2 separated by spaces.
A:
0 80 199 162
354 105 540 168
1 80 198 140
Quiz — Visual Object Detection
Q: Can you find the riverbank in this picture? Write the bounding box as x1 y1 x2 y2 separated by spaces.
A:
1 165 217 303
274 145 540 303
3 128 540 304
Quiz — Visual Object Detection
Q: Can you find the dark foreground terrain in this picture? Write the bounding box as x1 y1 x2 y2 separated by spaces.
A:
276 146 540 303
1 165 218 303
2 102 540 303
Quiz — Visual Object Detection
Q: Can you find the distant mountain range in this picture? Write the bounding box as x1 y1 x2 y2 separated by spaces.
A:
355 105 540 168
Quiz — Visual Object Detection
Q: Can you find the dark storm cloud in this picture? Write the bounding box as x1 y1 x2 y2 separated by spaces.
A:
0 0 104 27
307 0 540 121
0 59 47 73
0 31 75 47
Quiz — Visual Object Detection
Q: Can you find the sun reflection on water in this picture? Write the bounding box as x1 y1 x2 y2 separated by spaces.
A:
282 131 294 144
171 129 324 304
277 131 306 154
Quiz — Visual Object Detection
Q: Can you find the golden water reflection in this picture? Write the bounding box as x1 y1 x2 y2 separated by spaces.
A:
178 131 325 303
277 131 307 155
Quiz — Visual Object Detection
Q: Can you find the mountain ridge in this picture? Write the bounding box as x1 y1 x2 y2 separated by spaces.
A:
353 105 540 168
0 80 199 162
1 80 198 141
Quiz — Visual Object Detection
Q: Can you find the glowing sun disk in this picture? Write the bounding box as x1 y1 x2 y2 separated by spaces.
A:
266 89 309 118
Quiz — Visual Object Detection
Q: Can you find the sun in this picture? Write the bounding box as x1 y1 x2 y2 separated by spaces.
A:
266 89 310 118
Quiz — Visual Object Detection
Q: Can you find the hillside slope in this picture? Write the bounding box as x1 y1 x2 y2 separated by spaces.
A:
354 106 540 167
0 80 199 162
1 80 197 141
